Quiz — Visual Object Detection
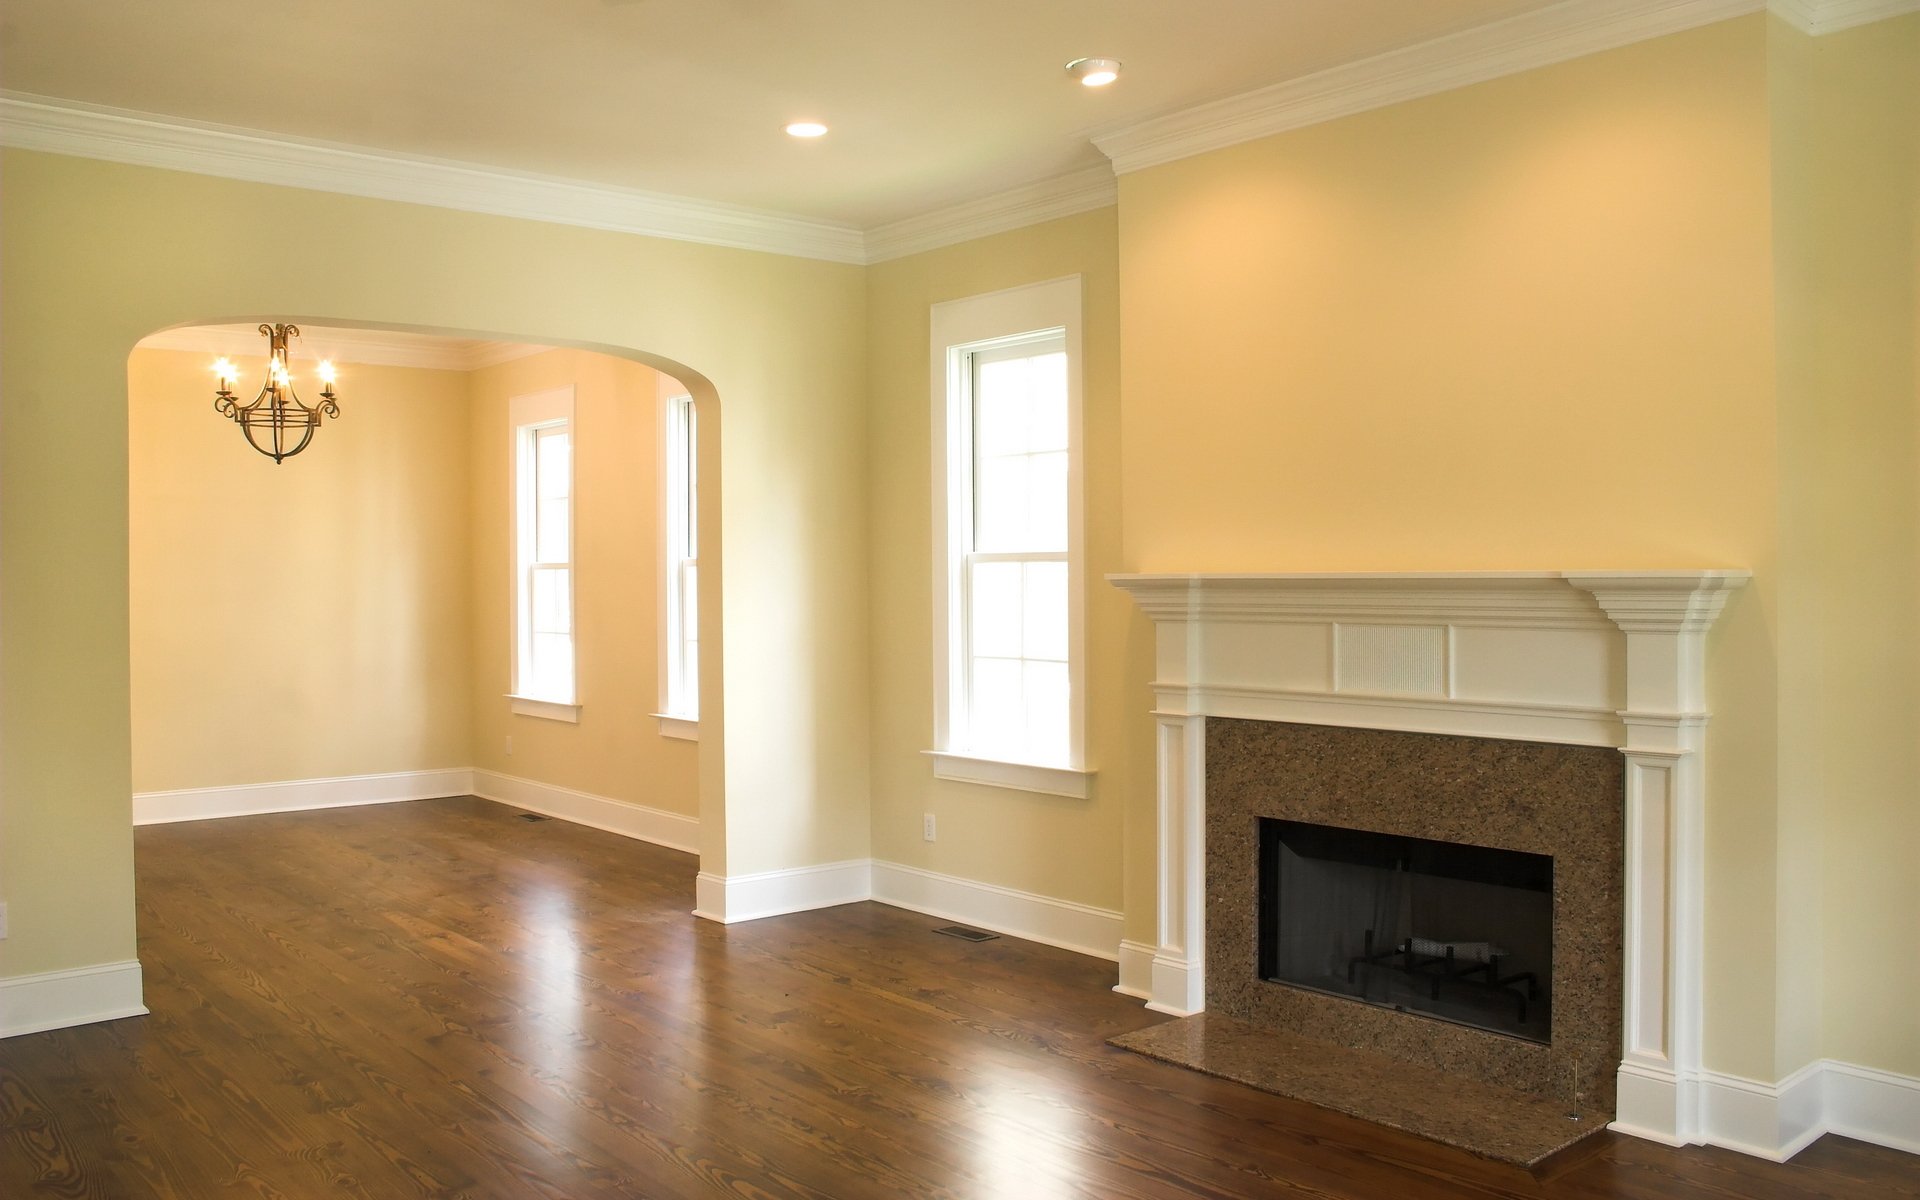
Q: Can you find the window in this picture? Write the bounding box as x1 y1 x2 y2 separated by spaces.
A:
658 392 699 739
510 387 578 721
929 277 1090 798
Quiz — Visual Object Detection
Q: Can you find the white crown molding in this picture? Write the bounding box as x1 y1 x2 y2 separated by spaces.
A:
1770 0 1920 32
1093 0 1765 175
137 324 549 372
865 165 1117 264
0 91 868 265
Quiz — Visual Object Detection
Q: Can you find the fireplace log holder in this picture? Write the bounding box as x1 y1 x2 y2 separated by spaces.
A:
1346 929 1538 1023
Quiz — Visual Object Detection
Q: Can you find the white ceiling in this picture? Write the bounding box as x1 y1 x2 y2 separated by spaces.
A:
1 0 1562 228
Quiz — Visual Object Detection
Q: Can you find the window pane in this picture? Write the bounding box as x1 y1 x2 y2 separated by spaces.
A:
974 357 1030 458
535 428 570 500
1026 352 1068 451
974 455 1030 552
1023 451 1068 552
530 632 573 701
968 656 1023 760
532 567 570 635
536 496 570 563
1023 660 1070 765
968 560 1022 659
1022 561 1068 662
678 560 698 641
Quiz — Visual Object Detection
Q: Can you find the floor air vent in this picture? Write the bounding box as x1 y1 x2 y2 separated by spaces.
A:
519 813 551 822
933 925 999 943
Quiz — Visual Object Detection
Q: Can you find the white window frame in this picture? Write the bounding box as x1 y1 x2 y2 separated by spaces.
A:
927 276 1092 799
655 390 699 741
508 386 580 722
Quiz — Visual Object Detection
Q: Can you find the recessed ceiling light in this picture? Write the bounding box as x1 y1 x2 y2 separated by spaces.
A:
1066 57 1121 87
785 121 829 138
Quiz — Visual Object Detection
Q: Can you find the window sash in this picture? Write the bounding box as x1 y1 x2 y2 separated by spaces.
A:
663 396 698 719
951 332 1071 766
513 403 575 706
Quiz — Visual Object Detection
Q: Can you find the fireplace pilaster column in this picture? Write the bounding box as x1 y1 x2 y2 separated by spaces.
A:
1149 710 1207 1015
1569 572 1746 1147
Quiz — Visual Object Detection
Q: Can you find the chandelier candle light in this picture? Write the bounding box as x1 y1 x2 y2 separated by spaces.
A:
212 323 341 463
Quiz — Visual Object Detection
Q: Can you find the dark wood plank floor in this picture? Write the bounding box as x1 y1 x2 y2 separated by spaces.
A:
2 797 1913 1198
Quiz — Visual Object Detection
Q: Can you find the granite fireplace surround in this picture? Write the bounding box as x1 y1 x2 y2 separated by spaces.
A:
1108 570 1749 1160
1205 718 1624 1113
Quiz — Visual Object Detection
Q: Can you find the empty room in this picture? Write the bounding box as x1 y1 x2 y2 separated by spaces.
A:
2 1 1917 1196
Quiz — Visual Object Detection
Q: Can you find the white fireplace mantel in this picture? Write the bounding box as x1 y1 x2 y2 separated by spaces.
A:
1110 569 1748 1148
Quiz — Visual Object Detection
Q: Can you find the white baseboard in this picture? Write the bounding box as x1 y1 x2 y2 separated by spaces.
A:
693 860 873 923
870 860 1122 962
0 960 148 1038
134 768 474 824
1115 938 1157 1000
1147 951 1204 1016
1826 1060 1920 1157
471 769 699 854
1687 1059 1920 1161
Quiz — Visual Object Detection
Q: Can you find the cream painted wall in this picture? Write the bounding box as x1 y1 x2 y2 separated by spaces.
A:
865 210 1126 910
128 348 473 792
467 349 698 817
0 149 868 984
1770 14 1920 1078
1113 18 1785 1079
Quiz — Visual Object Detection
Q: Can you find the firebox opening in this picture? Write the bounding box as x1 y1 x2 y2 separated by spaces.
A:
1258 818 1553 1044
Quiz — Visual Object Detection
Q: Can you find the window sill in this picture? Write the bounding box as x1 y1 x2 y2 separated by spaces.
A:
924 751 1093 799
508 695 581 723
654 714 699 742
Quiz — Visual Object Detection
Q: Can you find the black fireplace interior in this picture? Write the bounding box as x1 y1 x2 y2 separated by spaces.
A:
1258 818 1553 1043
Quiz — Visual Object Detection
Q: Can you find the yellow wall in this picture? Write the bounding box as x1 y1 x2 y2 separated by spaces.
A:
1770 14 1920 1077
865 210 1126 909
0 150 868 983
467 349 698 818
128 348 474 792
1114 17 1786 1078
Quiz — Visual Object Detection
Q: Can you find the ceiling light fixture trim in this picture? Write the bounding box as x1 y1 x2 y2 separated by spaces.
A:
1066 57 1122 86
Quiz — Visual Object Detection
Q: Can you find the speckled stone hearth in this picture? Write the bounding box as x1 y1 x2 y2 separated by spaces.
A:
1111 1014 1607 1167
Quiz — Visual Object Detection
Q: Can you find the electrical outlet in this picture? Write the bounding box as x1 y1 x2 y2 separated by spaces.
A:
0 900 9 940
505 735 513 756
923 813 936 842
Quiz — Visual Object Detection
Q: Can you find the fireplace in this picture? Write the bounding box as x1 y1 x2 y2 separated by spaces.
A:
1110 570 1748 1150
1259 818 1553 1043
1206 718 1621 1110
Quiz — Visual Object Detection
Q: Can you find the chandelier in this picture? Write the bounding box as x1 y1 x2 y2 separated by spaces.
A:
212 323 341 463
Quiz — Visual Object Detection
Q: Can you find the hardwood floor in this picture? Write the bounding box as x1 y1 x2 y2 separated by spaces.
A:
2 797 1913 1198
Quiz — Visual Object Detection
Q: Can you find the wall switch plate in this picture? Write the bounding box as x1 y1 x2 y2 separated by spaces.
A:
923 813 936 841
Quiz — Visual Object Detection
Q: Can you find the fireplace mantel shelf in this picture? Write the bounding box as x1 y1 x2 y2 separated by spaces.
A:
1110 566 1752 1151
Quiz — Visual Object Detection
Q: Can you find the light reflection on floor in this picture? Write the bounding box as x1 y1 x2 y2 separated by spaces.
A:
520 883 584 1091
971 1067 1089 1198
